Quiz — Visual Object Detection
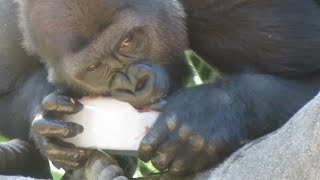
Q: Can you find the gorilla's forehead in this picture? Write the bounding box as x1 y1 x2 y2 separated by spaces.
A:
20 0 186 58
28 0 177 42
25 0 140 55
31 0 132 36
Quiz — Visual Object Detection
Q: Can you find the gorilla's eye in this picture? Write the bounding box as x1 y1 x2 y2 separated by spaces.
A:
120 35 133 48
87 62 102 71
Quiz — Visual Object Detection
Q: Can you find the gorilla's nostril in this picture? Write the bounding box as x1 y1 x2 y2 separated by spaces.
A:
135 75 149 92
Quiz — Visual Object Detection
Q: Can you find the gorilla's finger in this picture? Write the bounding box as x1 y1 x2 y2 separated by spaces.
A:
97 165 124 180
185 138 232 172
51 159 83 170
151 133 183 170
32 117 83 138
189 135 206 152
42 93 83 114
138 114 178 162
148 100 167 111
192 154 212 173
205 137 233 160
169 135 206 175
45 142 88 162
170 156 193 175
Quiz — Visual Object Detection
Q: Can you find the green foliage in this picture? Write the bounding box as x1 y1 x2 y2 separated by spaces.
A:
0 134 9 142
49 161 65 180
134 160 161 178
185 50 219 86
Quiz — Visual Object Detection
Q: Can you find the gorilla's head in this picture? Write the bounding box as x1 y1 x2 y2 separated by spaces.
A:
17 0 189 107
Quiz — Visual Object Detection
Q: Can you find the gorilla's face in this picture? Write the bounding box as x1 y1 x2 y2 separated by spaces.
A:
17 0 189 107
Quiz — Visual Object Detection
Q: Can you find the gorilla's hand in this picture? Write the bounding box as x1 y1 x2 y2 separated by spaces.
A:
138 84 240 175
32 91 89 170
84 151 128 180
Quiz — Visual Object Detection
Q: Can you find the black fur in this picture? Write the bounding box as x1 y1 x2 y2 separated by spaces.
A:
0 139 49 178
139 0 320 175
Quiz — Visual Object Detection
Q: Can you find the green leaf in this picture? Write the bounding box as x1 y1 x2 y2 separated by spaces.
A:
185 50 220 86
0 134 9 142
49 161 65 180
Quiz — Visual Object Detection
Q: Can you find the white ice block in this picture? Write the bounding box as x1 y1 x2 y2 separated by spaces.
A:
62 98 159 152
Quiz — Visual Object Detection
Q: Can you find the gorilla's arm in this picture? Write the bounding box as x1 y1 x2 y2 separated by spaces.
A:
0 68 51 139
0 0 39 96
139 73 320 175
0 139 50 178
0 68 52 177
0 0 46 140
0 1 53 177
138 0 320 175
0 66 87 177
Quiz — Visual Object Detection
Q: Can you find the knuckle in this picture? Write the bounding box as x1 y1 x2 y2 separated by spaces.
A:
189 135 205 152
170 162 186 175
172 159 184 169
73 149 87 160
45 144 61 156
59 160 81 169
152 153 169 170
178 125 192 141
166 114 178 131
32 120 50 135
42 95 58 110
139 142 154 155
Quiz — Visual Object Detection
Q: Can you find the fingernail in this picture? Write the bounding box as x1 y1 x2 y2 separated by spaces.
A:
70 98 76 104
77 125 84 133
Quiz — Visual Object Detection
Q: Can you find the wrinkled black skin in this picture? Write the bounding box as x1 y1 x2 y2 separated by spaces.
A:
1 0 320 179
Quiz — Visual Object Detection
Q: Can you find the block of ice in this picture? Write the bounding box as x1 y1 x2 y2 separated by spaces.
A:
63 97 159 152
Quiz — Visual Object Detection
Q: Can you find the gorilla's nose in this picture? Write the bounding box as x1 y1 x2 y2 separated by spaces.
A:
111 64 152 96
110 63 169 108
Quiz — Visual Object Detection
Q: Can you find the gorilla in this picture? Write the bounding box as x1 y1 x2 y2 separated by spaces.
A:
1 0 320 179
0 0 188 178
